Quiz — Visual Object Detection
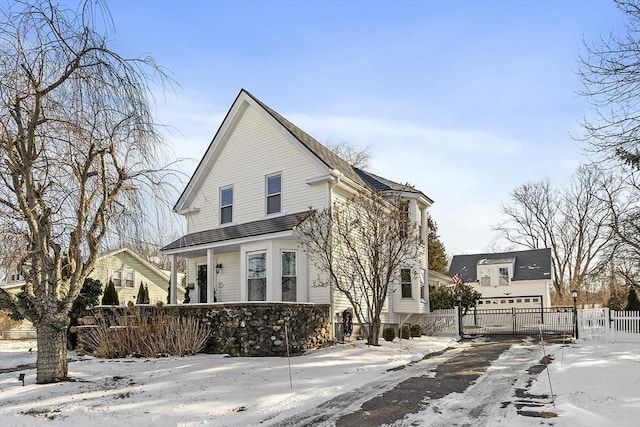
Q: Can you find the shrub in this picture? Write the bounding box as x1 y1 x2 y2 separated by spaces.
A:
410 324 422 337
400 326 411 339
626 288 640 311
102 280 119 305
382 327 396 342
85 308 210 358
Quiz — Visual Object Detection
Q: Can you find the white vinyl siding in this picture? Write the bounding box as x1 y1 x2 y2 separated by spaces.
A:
184 103 328 234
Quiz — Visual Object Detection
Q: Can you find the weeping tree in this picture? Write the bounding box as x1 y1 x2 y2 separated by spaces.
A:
297 189 421 346
0 0 172 383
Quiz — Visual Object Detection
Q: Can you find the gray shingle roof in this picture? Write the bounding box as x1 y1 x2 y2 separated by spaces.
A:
353 167 432 201
448 248 552 282
162 211 309 251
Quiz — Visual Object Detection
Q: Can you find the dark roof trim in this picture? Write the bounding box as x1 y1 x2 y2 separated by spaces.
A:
162 211 310 251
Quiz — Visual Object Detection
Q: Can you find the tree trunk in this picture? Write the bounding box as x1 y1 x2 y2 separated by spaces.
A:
36 322 69 383
368 320 381 346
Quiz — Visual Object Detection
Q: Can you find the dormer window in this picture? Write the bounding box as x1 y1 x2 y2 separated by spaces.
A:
266 173 282 214
499 267 510 286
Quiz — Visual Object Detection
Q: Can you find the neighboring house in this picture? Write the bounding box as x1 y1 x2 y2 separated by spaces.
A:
0 247 185 338
162 89 433 336
428 269 452 291
89 248 186 305
448 248 553 308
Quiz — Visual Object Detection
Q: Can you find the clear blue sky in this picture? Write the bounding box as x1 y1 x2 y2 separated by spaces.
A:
100 0 625 257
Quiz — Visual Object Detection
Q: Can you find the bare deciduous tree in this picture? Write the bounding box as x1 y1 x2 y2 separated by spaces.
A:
325 139 372 169
601 172 640 288
493 165 616 295
0 0 172 383
579 0 640 168
296 189 420 346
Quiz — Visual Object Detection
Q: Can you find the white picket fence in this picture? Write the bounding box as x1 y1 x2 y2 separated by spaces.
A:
578 309 640 343
411 308 459 337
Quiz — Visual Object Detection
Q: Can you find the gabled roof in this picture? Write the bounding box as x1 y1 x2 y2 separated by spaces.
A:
173 89 432 213
102 248 169 280
448 248 552 282
162 211 309 251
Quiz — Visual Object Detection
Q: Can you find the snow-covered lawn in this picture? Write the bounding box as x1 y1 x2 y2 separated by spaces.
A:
0 336 638 426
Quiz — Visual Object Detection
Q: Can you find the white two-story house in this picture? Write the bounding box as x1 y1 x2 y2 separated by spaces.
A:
162 89 433 336
448 248 553 308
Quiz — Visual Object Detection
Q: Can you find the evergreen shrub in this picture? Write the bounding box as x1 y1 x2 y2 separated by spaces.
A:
410 324 422 337
382 327 396 342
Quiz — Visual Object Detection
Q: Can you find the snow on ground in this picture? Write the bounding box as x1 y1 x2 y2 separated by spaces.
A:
0 336 638 427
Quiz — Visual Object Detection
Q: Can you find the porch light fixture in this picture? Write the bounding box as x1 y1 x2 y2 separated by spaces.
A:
215 263 223 274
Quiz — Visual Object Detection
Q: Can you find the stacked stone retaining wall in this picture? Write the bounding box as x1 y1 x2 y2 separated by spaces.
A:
87 303 331 357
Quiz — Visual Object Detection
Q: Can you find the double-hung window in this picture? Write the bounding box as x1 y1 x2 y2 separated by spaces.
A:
401 269 412 298
112 270 134 288
499 267 509 286
247 252 267 301
124 271 134 288
266 173 282 214
220 186 233 224
112 270 122 287
281 251 297 302
399 201 409 239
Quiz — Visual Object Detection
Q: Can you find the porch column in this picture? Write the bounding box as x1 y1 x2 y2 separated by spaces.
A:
207 248 215 303
170 254 178 304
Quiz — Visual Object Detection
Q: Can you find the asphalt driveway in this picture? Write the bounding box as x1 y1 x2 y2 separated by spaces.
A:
278 338 552 427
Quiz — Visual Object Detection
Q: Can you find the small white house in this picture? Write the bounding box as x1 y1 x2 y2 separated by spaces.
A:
448 248 553 308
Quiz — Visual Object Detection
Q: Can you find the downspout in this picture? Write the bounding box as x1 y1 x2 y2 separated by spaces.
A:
328 169 341 340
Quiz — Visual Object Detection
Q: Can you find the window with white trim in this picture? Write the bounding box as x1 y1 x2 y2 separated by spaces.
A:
420 269 426 300
112 270 122 287
125 271 134 288
499 267 509 286
220 186 233 224
401 269 412 298
248 252 266 301
266 173 282 214
111 270 134 288
281 251 296 302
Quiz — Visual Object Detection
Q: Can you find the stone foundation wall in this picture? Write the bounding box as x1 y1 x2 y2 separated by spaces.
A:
88 303 331 357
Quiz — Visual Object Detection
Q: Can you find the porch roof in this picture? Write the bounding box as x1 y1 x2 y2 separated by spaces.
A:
162 211 310 251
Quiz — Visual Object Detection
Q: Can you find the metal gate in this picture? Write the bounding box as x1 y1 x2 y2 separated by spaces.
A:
461 307 575 337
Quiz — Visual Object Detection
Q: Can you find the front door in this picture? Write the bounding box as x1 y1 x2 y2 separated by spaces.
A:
197 264 207 303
